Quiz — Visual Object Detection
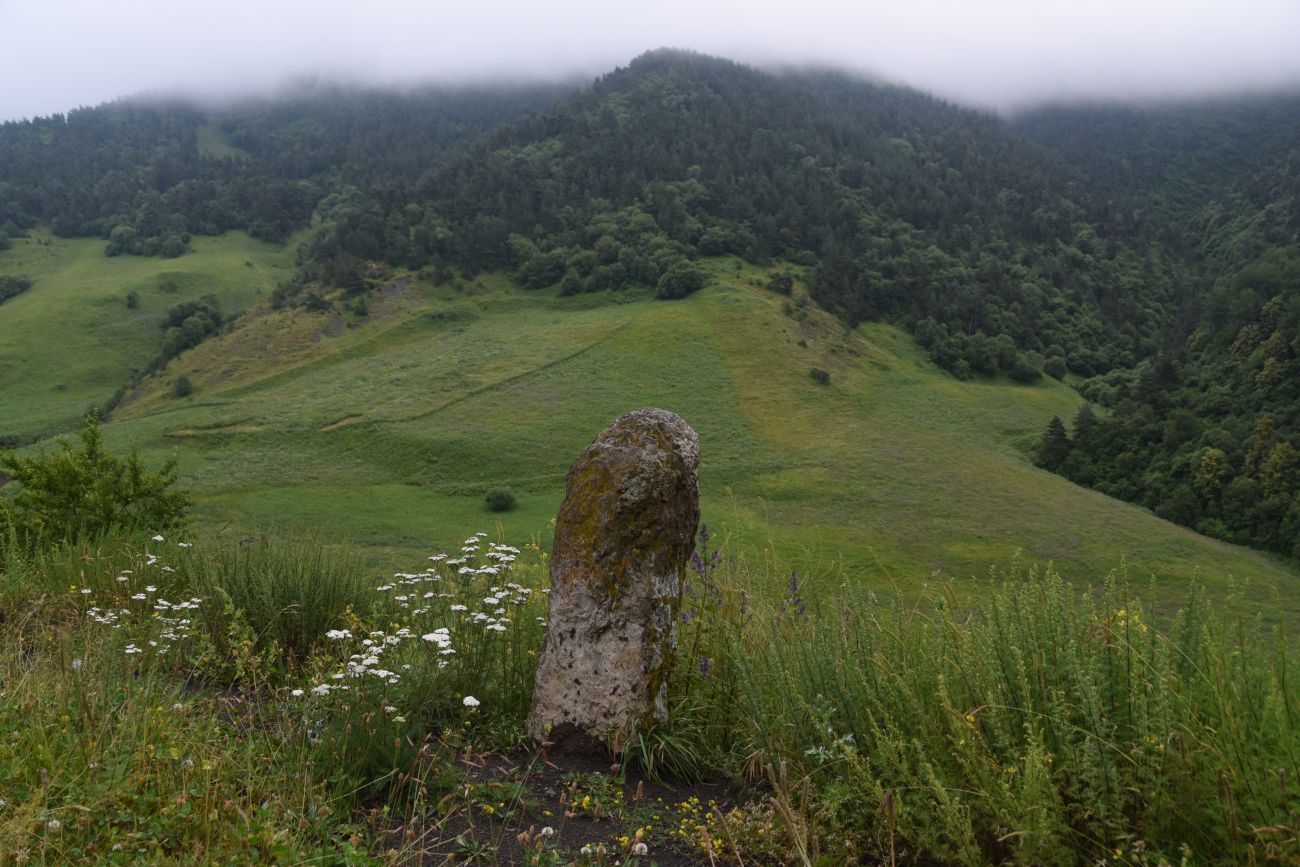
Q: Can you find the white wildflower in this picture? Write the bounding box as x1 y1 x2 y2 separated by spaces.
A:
462 695 480 708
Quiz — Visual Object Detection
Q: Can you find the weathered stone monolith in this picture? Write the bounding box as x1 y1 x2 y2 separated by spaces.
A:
526 408 700 750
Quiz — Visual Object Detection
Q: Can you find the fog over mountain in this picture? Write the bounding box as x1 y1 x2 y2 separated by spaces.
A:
4 0 1300 121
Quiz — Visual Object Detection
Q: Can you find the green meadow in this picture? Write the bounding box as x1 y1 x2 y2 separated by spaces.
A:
0 230 297 441
3 237 1278 612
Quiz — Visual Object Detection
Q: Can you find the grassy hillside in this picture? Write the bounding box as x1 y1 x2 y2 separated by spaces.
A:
81 256 1297 615
0 230 298 442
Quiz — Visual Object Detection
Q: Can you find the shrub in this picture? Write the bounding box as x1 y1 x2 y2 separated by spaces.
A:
767 272 794 295
173 376 193 398
0 415 189 546
1008 353 1043 383
810 367 831 385
655 261 706 300
485 488 518 512
0 274 33 304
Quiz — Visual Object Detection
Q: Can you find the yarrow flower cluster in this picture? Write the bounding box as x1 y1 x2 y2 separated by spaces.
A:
81 538 203 657
292 535 544 722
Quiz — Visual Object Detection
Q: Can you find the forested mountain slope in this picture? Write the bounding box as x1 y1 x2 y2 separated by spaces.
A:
291 49 1187 383
0 83 569 252
2 49 1299 566
1018 101 1300 558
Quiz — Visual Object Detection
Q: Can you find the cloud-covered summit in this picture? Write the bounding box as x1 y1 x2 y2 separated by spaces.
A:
4 0 1300 121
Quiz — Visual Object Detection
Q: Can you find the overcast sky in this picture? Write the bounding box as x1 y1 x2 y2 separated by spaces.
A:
3 0 1300 121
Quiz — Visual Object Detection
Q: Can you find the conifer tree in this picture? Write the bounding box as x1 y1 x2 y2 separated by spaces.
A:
1038 416 1071 471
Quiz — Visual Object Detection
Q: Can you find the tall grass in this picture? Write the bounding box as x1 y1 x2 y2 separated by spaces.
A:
175 536 372 669
673 557 1300 864
3 523 1297 863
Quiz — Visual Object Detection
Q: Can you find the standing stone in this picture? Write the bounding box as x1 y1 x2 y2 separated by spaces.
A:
526 408 700 749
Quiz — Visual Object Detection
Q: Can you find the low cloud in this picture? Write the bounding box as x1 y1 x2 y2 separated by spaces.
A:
3 0 1299 120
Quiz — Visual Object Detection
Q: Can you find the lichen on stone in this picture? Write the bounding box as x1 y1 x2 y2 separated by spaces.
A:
526 408 700 750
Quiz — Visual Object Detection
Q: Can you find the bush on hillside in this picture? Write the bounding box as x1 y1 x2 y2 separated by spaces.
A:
655 261 706 300
0 415 189 546
485 487 518 512
0 274 33 304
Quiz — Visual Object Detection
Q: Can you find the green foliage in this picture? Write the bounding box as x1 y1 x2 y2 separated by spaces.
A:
809 367 830 386
155 296 224 371
766 271 794 295
0 273 33 303
484 487 517 512
0 415 189 547
1045 262 1300 558
172 375 193 397
654 260 706 300
177 537 371 673
1037 416 1070 471
1007 353 1042 383
0 86 565 261
677 556 1300 865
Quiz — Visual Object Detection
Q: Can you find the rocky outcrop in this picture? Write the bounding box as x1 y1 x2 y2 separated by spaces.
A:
526 408 700 750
